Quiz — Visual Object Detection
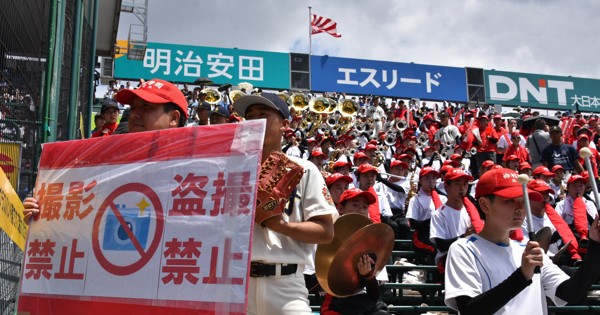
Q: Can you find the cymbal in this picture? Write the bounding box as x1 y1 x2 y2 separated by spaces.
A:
551 240 572 265
534 226 553 253
315 214 372 296
316 214 394 297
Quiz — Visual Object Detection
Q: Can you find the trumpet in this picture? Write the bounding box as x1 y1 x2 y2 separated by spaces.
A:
309 97 330 113
337 99 359 117
289 92 309 111
229 90 246 103
201 88 222 104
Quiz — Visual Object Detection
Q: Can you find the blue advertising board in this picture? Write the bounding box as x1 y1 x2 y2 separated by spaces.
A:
310 55 468 102
114 40 291 89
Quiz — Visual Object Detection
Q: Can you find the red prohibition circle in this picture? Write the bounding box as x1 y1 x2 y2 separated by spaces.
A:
92 182 164 276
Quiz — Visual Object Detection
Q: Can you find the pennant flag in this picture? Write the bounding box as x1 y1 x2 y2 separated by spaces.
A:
311 13 342 38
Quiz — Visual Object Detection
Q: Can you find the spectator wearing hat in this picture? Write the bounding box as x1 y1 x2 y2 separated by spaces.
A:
195 101 211 126
302 138 318 160
308 149 328 178
283 135 302 159
576 134 600 183
434 111 461 151
113 108 130 135
421 146 443 171
573 127 596 150
532 166 555 183
24 78 189 220
541 126 584 175
524 179 582 265
526 118 552 169
209 105 230 125
332 160 353 178
503 131 530 165
92 99 120 137
550 165 566 201
469 115 500 178
519 162 533 177
326 173 354 209
445 168 600 315
356 163 392 224
366 96 386 137
233 92 336 315
319 189 391 315
468 160 496 198
504 155 521 172
406 166 447 258
555 175 598 256
492 114 509 163
430 168 479 272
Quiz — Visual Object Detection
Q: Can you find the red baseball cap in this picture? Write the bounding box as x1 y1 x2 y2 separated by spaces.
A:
567 174 586 185
420 166 439 178
390 160 409 169
532 166 554 177
397 154 412 161
450 154 462 161
551 165 564 173
365 144 377 151
527 179 554 195
311 149 326 158
403 147 417 155
368 140 378 145
475 168 543 201
578 134 590 141
519 162 532 171
440 164 454 175
511 131 520 137
357 163 379 174
339 188 376 204
115 78 189 119
506 154 520 161
424 146 435 152
444 168 473 182
481 160 495 169
354 152 368 161
493 114 502 120
307 138 317 144
325 173 353 187
335 140 346 147
333 160 352 169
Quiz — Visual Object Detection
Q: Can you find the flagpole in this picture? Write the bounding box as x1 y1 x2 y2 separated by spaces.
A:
308 6 312 90
308 6 312 55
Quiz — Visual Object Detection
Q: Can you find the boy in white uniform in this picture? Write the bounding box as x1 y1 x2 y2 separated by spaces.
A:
445 168 600 315
430 168 475 272
234 93 337 315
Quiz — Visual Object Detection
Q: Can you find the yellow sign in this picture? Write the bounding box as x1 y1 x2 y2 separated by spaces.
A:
0 166 27 250
0 142 22 191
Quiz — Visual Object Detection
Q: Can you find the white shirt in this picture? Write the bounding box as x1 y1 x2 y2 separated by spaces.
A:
430 204 471 264
373 182 394 217
406 189 447 221
555 195 597 225
445 235 569 315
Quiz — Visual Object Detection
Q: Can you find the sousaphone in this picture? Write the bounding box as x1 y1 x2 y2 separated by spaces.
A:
315 213 394 297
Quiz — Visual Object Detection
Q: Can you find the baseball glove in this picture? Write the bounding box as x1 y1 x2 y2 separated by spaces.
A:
255 151 304 226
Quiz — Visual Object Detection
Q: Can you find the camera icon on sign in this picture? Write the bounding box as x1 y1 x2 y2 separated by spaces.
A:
102 203 150 251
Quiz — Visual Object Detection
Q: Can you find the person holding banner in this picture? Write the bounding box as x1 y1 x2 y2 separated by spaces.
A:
445 168 600 315
233 93 336 315
23 78 189 220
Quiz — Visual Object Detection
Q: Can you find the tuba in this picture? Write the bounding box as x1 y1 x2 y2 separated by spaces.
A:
201 88 222 104
309 97 330 113
337 99 359 118
289 92 309 112
396 120 407 131
229 90 246 103
384 133 397 146
237 82 254 92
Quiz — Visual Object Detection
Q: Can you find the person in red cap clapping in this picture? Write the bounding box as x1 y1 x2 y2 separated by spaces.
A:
503 131 530 166
445 168 600 315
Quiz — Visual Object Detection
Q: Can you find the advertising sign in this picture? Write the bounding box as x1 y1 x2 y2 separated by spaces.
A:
19 121 266 315
114 40 290 89
485 70 600 112
310 55 468 102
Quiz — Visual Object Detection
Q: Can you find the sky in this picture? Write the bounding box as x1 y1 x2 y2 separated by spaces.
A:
115 0 600 80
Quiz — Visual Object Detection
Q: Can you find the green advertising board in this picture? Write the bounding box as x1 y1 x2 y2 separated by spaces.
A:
114 40 290 89
485 70 600 112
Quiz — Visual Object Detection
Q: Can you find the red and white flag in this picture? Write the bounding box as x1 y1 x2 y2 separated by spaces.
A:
311 13 341 38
